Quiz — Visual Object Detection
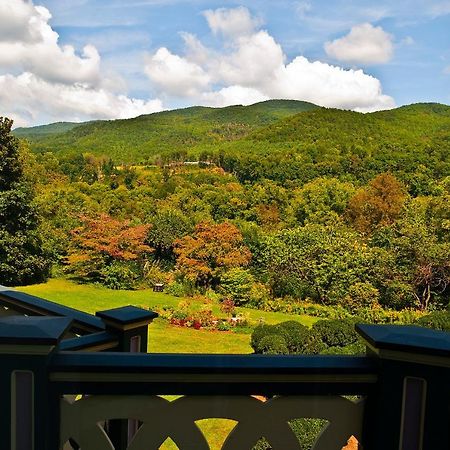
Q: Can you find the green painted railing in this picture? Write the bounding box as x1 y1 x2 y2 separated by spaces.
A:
0 287 449 450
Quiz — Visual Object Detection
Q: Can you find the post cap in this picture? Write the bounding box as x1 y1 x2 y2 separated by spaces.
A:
96 305 158 330
0 316 73 353
356 324 450 364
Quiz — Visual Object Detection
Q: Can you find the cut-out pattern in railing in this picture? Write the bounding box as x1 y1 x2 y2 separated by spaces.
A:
60 395 364 450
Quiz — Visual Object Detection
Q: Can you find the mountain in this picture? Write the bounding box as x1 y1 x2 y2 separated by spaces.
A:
216 102 450 183
14 122 84 139
13 100 319 163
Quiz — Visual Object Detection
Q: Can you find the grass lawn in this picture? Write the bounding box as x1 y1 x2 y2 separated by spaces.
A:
18 278 317 355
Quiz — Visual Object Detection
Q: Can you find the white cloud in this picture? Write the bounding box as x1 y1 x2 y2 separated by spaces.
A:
444 65 450 75
203 6 262 39
0 72 163 128
144 7 395 112
144 47 210 97
0 0 163 126
0 1 101 86
200 86 269 107
325 23 394 64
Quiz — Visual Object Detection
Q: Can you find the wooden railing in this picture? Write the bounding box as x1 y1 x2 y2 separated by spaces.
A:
0 286 449 450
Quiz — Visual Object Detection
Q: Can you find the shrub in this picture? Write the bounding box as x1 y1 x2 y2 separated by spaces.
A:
192 306 216 328
251 324 277 353
381 281 416 309
302 330 327 355
258 335 288 354
220 298 236 316
416 311 450 331
101 261 140 290
320 341 366 355
166 281 194 297
344 282 380 312
247 282 270 307
275 321 310 354
220 268 255 305
312 319 358 348
143 261 173 286
217 321 232 331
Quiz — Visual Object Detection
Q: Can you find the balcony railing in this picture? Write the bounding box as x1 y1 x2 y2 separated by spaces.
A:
0 286 449 450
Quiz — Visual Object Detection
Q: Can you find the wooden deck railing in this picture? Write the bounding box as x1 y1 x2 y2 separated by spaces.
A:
0 286 449 450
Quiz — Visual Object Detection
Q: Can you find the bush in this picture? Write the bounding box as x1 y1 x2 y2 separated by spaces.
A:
258 335 288 354
251 324 277 353
220 268 255 305
302 330 327 355
101 261 140 289
381 281 416 309
251 321 310 354
344 282 380 312
416 311 450 331
320 341 366 355
312 319 358 348
220 298 236 316
275 321 310 354
166 281 194 297
143 261 173 286
217 321 232 331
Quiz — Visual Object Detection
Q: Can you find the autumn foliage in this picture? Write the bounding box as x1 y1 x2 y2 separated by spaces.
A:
346 173 407 233
68 214 152 279
174 221 251 286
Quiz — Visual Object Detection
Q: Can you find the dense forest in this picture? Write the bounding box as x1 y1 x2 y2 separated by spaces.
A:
2 100 450 326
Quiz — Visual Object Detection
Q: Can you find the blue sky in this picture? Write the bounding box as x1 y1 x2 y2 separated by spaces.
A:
1 0 449 126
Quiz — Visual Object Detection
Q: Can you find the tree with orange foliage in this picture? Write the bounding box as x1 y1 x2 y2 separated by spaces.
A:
68 214 152 285
174 221 251 286
346 173 407 234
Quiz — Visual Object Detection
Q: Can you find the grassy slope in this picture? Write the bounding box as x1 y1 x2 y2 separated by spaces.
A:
13 100 319 163
18 279 316 353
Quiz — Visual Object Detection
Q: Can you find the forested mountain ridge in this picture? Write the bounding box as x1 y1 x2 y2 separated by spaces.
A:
215 102 450 185
13 101 450 172
14 121 84 139
13 100 319 163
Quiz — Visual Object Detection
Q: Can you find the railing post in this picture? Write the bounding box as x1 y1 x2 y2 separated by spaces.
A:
357 324 450 450
0 316 72 450
95 305 158 450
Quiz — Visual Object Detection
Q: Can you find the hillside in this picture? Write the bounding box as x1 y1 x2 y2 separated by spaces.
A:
212 103 450 183
12 102 450 181
13 100 319 163
14 122 84 139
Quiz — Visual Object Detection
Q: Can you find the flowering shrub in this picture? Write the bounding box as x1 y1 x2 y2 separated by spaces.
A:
220 298 236 316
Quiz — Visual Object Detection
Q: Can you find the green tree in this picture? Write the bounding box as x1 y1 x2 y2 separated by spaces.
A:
147 208 192 260
291 177 356 225
263 224 385 306
0 117 50 285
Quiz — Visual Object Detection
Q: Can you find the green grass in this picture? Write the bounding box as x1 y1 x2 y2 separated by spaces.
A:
17 278 317 354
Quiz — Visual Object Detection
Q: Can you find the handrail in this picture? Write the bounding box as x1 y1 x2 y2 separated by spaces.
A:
58 331 118 351
49 352 378 395
0 287 104 334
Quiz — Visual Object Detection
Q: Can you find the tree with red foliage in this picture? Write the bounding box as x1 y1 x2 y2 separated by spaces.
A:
68 214 152 281
174 221 251 286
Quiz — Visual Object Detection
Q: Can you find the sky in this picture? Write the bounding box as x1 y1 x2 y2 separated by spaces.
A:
1 0 449 127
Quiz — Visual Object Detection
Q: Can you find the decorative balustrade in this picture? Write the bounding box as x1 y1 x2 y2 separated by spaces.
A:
0 285 449 450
